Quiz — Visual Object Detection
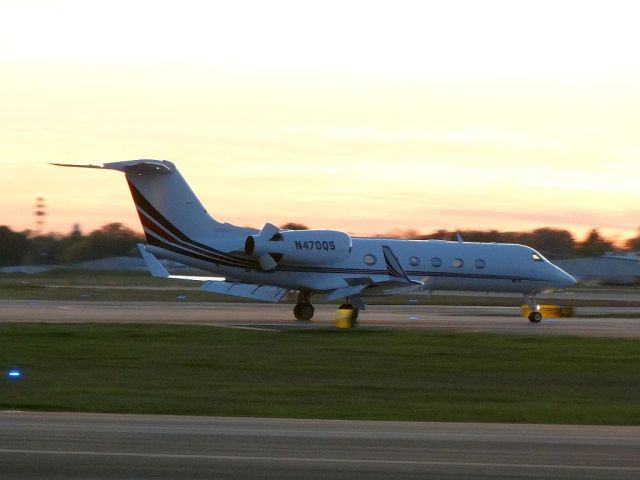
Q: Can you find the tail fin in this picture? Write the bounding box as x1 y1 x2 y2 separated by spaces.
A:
53 160 247 246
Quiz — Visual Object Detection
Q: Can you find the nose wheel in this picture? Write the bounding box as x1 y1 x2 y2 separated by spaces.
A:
524 293 543 323
528 311 543 323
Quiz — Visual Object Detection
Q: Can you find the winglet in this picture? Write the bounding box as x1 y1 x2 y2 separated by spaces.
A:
382 245 411 282
137 243 226 282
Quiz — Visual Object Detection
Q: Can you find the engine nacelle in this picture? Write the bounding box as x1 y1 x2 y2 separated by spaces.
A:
245 223 352 270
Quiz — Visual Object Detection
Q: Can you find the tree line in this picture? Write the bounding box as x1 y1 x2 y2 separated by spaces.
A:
402 227 627 258
0 223 142 267
1 223 639 267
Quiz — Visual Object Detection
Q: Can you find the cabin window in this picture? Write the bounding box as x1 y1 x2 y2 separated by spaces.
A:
474 259 486 269
431 257 442 267
363 254 377 266
532 253 543 262
409 256 420 266
452 258 464 268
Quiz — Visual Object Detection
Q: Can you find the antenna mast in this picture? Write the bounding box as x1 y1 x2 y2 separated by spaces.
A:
34 197 46 235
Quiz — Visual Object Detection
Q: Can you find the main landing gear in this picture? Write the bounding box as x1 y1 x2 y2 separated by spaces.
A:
293 291 362 327
524 293 543 323
293 290 315 321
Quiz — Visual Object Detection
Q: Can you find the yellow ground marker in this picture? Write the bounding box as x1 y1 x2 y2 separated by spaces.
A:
521 304 574 318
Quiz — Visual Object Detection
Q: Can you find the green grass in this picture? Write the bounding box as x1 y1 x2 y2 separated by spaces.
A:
1 324 639 424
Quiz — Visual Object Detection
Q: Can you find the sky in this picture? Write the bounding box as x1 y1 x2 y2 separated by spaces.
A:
1 0 640 243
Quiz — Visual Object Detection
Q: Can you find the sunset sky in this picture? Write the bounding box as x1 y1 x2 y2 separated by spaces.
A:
2 1 640 243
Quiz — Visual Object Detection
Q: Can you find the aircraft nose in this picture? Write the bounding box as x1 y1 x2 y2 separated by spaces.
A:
556 270 577 288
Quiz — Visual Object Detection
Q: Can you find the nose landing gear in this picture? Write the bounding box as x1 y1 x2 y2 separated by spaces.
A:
524 293 543 323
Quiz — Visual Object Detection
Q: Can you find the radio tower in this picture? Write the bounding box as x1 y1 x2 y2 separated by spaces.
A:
34 197 46 235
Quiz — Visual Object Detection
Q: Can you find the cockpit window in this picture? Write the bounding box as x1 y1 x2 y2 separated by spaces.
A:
532 253 544 262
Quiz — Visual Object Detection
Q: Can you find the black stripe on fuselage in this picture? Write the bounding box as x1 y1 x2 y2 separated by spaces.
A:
137 207 248 267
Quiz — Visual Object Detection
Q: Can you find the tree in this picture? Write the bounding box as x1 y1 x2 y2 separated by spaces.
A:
576 229 613 257
60 223 142 263
24 234 64 265
416 229 456 241
280 222 308 230
625 228 640 252
529 228 575 257
0 226 30 266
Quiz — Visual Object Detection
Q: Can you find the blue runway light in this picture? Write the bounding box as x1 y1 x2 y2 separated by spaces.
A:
8 370 21 378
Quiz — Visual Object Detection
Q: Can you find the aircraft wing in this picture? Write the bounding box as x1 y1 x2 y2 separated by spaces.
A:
201 281 287 303
324 284 369 302
324 245 424 303
327 278 424 299
137 244 225 281
137 244 287 303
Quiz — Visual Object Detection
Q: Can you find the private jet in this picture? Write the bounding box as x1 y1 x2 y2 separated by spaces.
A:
55 160 576 326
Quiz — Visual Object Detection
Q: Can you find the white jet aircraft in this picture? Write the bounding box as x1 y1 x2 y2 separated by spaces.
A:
55 159 576 325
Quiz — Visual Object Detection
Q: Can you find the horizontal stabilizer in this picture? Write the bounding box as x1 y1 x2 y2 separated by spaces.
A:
50 163 104 169
103 160 172 174
52 160 172 174
201 281 287 303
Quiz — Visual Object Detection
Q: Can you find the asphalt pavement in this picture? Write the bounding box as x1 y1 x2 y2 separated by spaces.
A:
1 412 639 480
2 299 640 337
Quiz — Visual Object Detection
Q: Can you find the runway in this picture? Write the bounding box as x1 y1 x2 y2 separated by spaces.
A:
1 411 638 480
2 299 640 337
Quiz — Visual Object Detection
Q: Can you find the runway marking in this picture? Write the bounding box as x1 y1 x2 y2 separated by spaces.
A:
4 421 639 443
0 448 638 472
217 324 281 332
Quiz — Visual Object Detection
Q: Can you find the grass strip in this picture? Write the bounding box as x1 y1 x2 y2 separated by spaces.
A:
1 324 639 425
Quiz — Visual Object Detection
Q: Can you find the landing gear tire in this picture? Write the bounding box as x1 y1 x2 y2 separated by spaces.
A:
528 311 543 323
294 303 315 321
338 304 359 327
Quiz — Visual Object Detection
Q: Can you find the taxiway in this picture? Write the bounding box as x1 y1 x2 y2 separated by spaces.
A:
1 299 640 337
